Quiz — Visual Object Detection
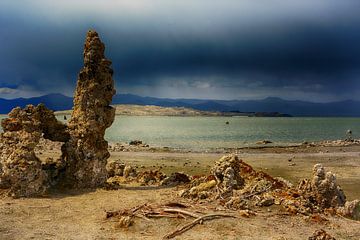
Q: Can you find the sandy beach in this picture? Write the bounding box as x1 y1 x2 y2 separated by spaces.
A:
1 142 360 239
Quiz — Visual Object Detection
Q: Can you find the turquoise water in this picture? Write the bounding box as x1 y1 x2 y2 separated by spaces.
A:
1 115 359 150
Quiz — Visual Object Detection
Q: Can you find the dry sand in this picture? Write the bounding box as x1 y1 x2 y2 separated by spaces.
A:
1 145 360 239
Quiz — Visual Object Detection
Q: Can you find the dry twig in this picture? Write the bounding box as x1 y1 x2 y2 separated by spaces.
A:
164 202 188 208
131 203 147 213
163 213 237 239
163 208 201 218
145 214 181 219
27 205 51 208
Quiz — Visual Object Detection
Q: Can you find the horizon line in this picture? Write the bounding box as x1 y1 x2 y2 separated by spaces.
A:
0 92 357 104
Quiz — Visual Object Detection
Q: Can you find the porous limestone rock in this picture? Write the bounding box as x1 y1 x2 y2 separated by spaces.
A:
337 199 360 220
298 164 346 209
179 180 216 199
0 30 116 196
211 154 244 197
308 229 336 240
136 170 166 185
60 30 116 188
123 165 137 178
160 172 191 186
0 104 69 197
106 160 125 177
180 154 287 204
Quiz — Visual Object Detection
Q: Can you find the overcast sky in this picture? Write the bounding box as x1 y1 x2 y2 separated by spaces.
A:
0 0 359 102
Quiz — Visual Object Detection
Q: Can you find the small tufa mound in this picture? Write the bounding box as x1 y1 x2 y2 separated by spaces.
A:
178 154 360 220
180 154 288 209
298 164 346 209
211 154 244 197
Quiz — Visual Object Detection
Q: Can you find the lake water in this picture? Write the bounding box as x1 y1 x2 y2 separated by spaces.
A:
1 115 359 150
105 116 360 150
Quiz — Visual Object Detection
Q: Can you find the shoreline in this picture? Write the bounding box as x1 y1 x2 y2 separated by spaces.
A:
35 137 360 156
106 138 360 154
34 138 360 201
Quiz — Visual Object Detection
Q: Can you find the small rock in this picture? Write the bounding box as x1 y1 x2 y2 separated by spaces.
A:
106 160 125 177
256 140 272 145
116 216 133 228
123 165 137 178
161 172 190 186
308 229 335 240
129 140 143 146
259 198 275 207
337 199 360 220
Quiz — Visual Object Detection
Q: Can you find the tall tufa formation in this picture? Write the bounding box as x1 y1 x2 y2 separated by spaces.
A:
60 30 116 188
0 30 116 196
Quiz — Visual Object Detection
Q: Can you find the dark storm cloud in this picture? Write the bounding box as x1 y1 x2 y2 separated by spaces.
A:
0 1 359 101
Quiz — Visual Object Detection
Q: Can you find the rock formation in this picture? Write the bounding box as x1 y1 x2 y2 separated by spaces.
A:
212 154 244 197
0 30 116 196
0 104 69 197
160 172 190 186
106 160 125 177
337 199 360 220
308 229 336 240
59 30 116 188
298 164 346 209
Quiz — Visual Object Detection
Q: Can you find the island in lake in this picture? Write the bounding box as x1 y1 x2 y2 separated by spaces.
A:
55 104 292 117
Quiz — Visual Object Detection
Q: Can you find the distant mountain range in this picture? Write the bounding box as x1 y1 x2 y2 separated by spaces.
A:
0 93 74 115
1 93 359 117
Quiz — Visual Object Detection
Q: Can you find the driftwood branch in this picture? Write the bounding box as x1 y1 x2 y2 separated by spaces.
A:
163 213 237 239
145 214 181 219
134 213 152 221
164 202 188 208
131 203 147 213
163 208 201 218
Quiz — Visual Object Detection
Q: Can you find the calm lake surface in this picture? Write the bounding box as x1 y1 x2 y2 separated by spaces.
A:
1 115 359 150
106 116 360 149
